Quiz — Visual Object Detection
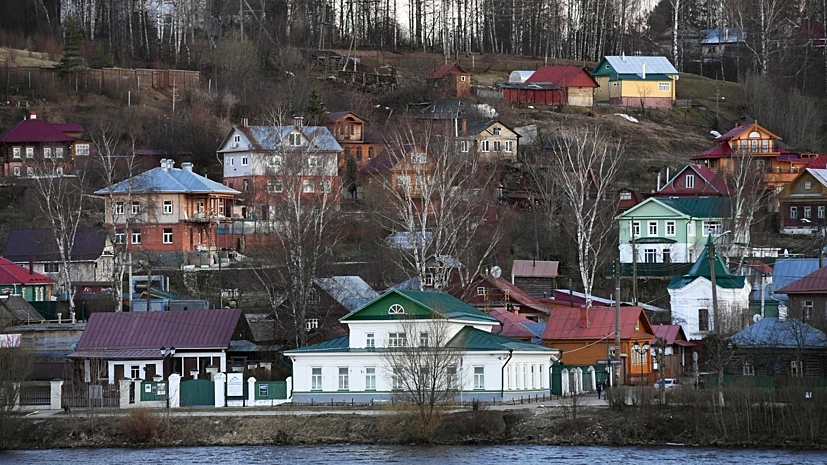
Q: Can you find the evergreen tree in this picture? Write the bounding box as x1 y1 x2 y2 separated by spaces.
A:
304 89 326 125
58 16 84 76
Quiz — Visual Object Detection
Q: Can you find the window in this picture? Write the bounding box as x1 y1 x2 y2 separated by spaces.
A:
790 206 798 219
388 304 405 314
288 133 302 146
648 221 658 236
505 140 514 152
698 308 710 332
791 361 803 377
162 228 173 244
365 367 376 390
761 139 769 152
644 248 657 263
243 179 250 192
321 180 332 193
460 75 466 81
12 147 20 159
820 206 825 219
365 333 375 348
131 201 140 215
743 364 755 376
76 144 90 156
43 263 60 273
493 127 501 136
481 140 490 152
473 367 485 390
271 155 283 167
803 301 813 322
620 191 632 201
115 229 125 244
163 200 173 215
227 157 234 166
662 249 671 263
530 365 535 389
658 82 670 92
423 273 435 287
12 167 20 176
26 147 34 158
115 201 124 215
43 147 52 158
26 167 33 176
633 349 648 366
368 147 374 159
392 370 405 390
522 365 527 389
131 365 141 379
338 367 349 390
302 180 315 193
665 221 676 236
396 176 410 189
308 289 320 304
631 221 641 237
411 152 427 164
447 366 458 390
493 141 502 151
311 368 322 391
233 135 241 145
460 141 469 152
355 147 363 161
56 167 63 176
419 332 429 347
687 221 696 236
539 364 545 388
307 156 320 168
477 286 486 296
805 182 812 190
685 174 695 189
241 156 248 166
267 180 283 193
804 206 812 219
131 229 141 245
389 332 407 347
704 220 723 235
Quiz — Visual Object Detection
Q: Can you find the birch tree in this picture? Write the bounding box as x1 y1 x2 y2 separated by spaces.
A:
726 153 765 266
547 125 622 307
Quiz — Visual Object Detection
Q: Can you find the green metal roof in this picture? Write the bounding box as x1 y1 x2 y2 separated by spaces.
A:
285 336 350 353
657 197 730 218
668 236 747 290
340 289 498 323
398 290 498 322
448 326 557 352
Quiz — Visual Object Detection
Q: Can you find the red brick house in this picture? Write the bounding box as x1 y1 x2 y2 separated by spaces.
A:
323 111 385 200
0 111 89 176
424 63 471 97
654 164 730 198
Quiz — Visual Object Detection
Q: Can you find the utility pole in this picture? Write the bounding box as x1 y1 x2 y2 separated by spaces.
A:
614 257 622 387
632 218 638 304
709 238 719 334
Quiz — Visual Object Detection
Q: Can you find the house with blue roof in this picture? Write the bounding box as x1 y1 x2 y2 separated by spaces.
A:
592 56 679 108
284 289 560 402
216 117 342 220
731 317 827 378
94 159 239 254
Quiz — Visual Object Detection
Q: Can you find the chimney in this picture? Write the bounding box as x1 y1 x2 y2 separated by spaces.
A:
241 117 248 127
29 111 37 120
182 162 193 172
621 52 626 61
579 306 590 328
160 159 170 171
293 116 304 128
641 62 646 79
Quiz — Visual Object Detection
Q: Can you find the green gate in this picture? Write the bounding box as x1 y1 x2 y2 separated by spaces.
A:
180 379 215 407
550 364 563 395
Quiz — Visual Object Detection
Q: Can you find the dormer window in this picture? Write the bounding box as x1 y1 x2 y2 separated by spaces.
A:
685 174 695 189
388 304 405 314
288 133 302 146
805 182 812 190
493 127 501 136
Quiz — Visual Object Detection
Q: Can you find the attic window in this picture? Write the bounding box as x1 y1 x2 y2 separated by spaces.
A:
460 76 467 82
620 192 632 200
635 321 640 331
388 304 405 314
749 131 761 139
805 182 812 190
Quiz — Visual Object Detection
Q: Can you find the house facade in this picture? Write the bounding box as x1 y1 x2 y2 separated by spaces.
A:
322 111 385 200
650 324 695 379
731 317 827 378
777 168 827 234
775 265 827 333
424 63 471 97
451 274 552 322
592 56 678 108
654 164 729 198
360 143 433 202
459 120 520 162
511 260 559 297
94 159 239 253
525 66 598 107
217 118 342 219
667 237 751 339
0 111 89 176
0 257 54 302
285 290 560 402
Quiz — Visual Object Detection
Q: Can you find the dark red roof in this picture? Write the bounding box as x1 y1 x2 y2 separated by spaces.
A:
657 164 729 195
650 324 693 346
75 308 243 351
0 119 77 144
776 266 827 295
541 306 653 340
0 257 54 285
806 155 827 169
3 227 108 263
526 66 598 88
714 125 750 142
424 63 469 79
477 275 552 315
690 143 731 160
489 309 541 339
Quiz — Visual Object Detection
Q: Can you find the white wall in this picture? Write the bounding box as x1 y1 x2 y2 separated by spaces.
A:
345 319 498 349
668 277 751 339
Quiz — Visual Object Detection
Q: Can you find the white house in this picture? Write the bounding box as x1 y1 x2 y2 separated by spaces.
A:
285 289 560 402
667 237 751 339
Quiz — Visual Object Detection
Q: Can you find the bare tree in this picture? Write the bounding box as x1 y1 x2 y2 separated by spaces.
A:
0 345 34 448
726 153 765 265
371 122 502 290
543 125 622 307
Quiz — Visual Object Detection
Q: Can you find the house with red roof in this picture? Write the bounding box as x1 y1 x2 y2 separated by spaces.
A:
424 62 471 97
0 111 89 177
0 257 54 302
650 324 695 379
510 259 559 297
451 273 552 322
541 305 656 385
775 265 827 332
654 164 729 198
489 309 545 341
525 66 598 107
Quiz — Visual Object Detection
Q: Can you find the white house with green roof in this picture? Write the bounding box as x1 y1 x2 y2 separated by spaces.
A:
667 237 751 339
618 196 735 270
284 289 560 402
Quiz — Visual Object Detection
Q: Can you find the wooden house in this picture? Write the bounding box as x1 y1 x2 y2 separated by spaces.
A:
510 260 559 297
523 66 598 107
459 120 520 162
424 63 471 97
592 56 678 108
655 164 730 198
322 111 385 200
360 143 433 203
451 274 552 322
650 324 695 379
499 82 563 105
0 111 90 176
776 265 827 333
776 166 827 234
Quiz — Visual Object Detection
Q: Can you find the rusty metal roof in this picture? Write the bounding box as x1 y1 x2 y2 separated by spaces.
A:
75 308 242 351
511 260 559 278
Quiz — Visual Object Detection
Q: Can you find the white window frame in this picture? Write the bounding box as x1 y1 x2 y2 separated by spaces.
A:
419 332 429 347
307 156 321 168
805 182 812 190
481 140 490 152
493 127 501 136
632 221 641 237
665 221 676 236
411 153 427 164
658 82 670 92
685 174 695 189
131 201 140 215
12 147 20 159
388 332 407 348
12 166 20 176
396 176 411 189
131 229 141 245
790 206 798 219
55 147 64 158
819 206 825 219
803 301 813 322
288 133 302 146
26 147 34 158
648 221 658 236
115 201 124 215
302 180 315 193
687 221 696 236
311 367 322 391
477 286 486 296
493 140 502 151
163 200 173 215
26 167 33 176
365 367 376 390
460 141 469 153
241 156 249 166
473 366 485 390
644 248 658 263
115 229 125 244
43 147 52 159
804 206 812 219
75 144 90 156
162 228 173 244
505 140 513 152
365 332 375 348
704 220 723 235
337 368 349 390
268 180 284 193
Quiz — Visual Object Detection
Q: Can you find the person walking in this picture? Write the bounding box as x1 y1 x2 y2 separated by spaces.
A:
596 380 604 399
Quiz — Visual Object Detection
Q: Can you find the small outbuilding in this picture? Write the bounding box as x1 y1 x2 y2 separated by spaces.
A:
424 63 471 97
526 66 598 107
508 70 535 83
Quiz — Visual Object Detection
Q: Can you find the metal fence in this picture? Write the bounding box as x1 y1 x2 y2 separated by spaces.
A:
61 383 120 409
19 382 51 406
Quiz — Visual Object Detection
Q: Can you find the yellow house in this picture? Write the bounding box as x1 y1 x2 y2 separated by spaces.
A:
592 56 679 108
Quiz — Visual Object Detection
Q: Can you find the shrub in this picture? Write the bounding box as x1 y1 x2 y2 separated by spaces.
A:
605 385 629 410
120 408 162 444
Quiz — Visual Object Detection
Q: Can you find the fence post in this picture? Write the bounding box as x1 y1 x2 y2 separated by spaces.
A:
118 379 131 409
50 379 64 410
286 376 292 399
247 376 257 407
168 373 181 408
213 372 226 408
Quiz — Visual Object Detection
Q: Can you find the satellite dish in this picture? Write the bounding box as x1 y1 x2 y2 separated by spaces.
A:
490 266 502 278
70 343 77 352
753 314 763 323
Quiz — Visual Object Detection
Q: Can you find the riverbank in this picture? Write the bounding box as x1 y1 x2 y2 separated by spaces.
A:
3 402 827 450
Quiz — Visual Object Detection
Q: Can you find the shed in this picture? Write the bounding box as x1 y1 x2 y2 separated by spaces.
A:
508 70 535 83
526 66 598 106
498 82 563 105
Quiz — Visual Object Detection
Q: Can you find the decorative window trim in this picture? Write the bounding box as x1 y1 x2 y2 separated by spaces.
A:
388 304 405 314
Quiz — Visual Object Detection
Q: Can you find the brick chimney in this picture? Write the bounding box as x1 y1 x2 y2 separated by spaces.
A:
579 306 590 328
29 111 37 120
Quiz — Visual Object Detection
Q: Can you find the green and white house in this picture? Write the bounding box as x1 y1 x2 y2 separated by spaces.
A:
667 237 751 339
284 289 560 403
618 197 735 267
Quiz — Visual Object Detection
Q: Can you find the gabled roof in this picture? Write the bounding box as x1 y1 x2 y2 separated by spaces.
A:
776 265 827 294
0 118 77 144
73 308 243 352
650 324 693 346
541 306 654 340
659 164 729 196
448 325 556 352
235 125 343 153
3 227 108 263
511 260 559 278
803 168 827 189
323 111 366 124
465 120 519 137
284 335 350 353
732 317 827 349
691 143 732 160
593 56 678 77
94 163 239 195
771 259 821 298
340 289 498 323
0 257 54 285
467 275 552 315
315 276 380 311
526 66 598 87
714 122 782 142
0 296 44 323
656 197 731 218
668 236 747 290
424 63 469 79
489 309 544 339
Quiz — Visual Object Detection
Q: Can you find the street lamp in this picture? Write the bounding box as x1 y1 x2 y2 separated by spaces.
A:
160 346 176 408
632 341 650 386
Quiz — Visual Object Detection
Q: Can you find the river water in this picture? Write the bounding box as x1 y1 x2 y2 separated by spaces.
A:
1 444 825 464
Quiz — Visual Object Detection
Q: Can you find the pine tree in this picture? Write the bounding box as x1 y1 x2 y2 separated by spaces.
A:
58 16 84 76
304 89 326 125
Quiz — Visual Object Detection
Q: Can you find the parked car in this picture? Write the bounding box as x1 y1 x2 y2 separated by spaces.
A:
653 378 680 389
